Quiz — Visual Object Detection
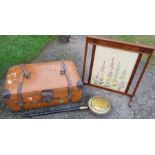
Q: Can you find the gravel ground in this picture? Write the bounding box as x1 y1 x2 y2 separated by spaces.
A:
0 35 155 119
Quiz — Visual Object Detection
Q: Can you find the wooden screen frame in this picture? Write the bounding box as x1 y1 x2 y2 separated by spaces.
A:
82 36 154 104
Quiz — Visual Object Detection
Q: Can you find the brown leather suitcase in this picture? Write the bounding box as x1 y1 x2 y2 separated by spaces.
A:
3 60 83 112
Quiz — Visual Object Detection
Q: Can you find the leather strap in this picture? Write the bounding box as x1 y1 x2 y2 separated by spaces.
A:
21 64 30 79
60 61 73 103
17 72 24 109
17 64 30 109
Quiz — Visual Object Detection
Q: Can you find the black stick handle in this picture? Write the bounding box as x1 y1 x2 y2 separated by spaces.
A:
23 106 88 117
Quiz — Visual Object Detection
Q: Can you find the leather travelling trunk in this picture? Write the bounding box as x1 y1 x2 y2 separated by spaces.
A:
3 60 83 112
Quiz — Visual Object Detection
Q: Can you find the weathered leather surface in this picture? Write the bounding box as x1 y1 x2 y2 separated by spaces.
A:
4 60 82 112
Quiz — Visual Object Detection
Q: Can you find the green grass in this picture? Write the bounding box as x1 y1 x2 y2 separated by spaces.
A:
112 35 155 59
0 35 57 79
1 35 154 79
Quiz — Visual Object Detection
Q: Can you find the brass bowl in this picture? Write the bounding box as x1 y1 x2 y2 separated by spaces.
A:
88 96 111 115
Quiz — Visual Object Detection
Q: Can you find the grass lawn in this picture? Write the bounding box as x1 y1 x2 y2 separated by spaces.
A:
112 35 155 59
0 35 57 79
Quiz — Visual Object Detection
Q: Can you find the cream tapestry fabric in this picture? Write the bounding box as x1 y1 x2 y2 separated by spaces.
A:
90 45 139 92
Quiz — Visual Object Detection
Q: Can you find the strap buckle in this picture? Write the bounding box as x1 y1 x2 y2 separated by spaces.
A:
60 61 65 74
21 64 31 79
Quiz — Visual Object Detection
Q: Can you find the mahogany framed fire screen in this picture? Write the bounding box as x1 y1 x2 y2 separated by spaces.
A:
82 36 154 106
